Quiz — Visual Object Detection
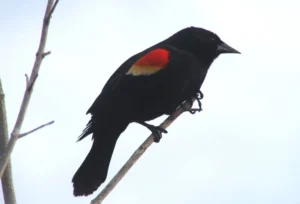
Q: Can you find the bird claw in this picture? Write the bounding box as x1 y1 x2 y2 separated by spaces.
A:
187 107 202 114
196 90 204 100
184 90 204 114
135 121 167 143
149 126 167 143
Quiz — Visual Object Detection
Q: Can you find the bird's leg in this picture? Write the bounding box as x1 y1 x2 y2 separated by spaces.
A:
135 121 168 143
184 90 204 114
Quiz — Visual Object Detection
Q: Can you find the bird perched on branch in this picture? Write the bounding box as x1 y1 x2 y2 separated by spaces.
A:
72 26 240 196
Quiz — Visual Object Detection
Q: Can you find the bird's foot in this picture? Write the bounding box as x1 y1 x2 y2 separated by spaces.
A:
149 125 167 143
196 90 204 100
184 90 204 114
136 121 167 143
187 107 201 114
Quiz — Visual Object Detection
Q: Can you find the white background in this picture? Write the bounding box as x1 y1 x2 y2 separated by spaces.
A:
1 0 300 203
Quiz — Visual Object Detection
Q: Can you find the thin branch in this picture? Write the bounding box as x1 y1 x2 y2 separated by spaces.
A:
19 120 54 138
91 99 196 204
0 0 59 178
0 79 17 204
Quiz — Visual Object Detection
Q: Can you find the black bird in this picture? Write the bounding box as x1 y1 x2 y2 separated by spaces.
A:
72 26 240 196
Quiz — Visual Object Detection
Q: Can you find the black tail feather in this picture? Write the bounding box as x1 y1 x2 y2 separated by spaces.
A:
72 120 129 196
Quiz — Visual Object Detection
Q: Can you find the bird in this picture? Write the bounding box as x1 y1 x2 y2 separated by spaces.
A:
71 26 240 197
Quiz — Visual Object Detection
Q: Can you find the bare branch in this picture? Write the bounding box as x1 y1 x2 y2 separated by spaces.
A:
0 79 17 204
91 99 195 204
0 0 59 178
19 120 54 138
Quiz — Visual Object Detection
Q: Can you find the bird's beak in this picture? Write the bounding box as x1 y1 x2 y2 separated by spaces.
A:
217 42 241 54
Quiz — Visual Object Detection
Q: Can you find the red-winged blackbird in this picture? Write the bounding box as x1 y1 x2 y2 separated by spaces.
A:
72 26 240 196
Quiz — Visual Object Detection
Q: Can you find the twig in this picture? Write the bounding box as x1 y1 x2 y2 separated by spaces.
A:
42 51 51 58
19 120 54 138
46 0 59 21
25 74 29 88
91 99 195 204
0 79 17 204
0 0 59 178
27 74 38 91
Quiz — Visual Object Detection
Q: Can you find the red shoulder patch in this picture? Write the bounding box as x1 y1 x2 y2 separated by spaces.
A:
126 48 169 76
135 49 169 67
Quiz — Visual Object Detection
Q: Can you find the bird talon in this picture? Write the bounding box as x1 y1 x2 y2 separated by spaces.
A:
196 90 204 100
184 90 203 114
150 126 167 143
186 107 202 114
153 132 162 143
156 126 168 133
135 121 167 143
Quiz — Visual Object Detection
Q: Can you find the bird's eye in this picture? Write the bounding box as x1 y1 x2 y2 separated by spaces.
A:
210 35 221 42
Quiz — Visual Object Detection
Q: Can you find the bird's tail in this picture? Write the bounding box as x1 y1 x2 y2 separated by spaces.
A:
72 119 129 196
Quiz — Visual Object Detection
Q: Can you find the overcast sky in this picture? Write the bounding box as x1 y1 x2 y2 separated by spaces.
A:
1 0 300 204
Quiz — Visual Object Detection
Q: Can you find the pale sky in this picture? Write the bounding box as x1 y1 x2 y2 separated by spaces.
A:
1 0 300 204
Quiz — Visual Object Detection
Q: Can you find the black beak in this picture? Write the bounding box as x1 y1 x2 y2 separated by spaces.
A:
217 42 241 54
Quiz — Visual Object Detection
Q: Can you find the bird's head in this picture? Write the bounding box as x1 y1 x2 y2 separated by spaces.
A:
166 26 241 63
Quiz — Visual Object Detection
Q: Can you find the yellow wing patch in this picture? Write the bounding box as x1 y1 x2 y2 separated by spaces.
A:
126 65 164 76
